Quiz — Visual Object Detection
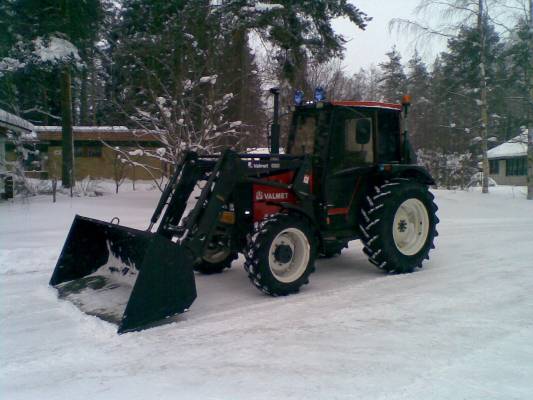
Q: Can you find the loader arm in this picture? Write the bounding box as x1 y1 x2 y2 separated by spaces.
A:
50 149 298 334
155 152 214 238
149 151 201 232
178 150 246 260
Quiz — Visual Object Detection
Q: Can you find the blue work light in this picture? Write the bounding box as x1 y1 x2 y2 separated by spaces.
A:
294 90 304 106
314 86 326 102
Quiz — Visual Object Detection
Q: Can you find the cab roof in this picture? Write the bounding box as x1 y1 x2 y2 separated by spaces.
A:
295 101 402 112
330 101 402 111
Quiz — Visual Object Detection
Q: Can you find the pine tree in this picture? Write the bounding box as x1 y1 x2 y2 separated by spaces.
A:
406 51 431 150
221 0 370 100
0 0 103 187
378 47 407 102
103 0 262 167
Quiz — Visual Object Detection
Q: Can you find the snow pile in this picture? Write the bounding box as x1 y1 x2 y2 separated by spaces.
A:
488 131 528 159
55 241 139 324
467 172 498 188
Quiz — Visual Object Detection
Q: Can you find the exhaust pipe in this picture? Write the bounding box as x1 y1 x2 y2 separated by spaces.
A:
269 87 280 154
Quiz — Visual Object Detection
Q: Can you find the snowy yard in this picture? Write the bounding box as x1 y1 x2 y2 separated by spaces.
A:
1 186 533 400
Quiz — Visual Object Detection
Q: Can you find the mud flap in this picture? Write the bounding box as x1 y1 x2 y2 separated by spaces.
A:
50 215 197 334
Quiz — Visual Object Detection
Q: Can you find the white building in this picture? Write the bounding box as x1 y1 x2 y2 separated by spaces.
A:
0 109 36 198
487 131 528 186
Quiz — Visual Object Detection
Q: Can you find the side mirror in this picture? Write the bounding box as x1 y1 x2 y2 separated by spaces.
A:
355 118 372 144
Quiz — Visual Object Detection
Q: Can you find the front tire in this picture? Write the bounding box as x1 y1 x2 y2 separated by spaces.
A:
360 180 438 274
244 214 317 296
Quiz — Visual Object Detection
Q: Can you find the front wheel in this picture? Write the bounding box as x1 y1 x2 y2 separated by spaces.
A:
360 180 439 274
244 214 317 296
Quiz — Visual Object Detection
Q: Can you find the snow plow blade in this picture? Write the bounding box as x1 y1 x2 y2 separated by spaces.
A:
50 215 197 334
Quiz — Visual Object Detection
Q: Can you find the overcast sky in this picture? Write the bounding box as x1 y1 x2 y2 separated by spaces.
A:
332 0 447 74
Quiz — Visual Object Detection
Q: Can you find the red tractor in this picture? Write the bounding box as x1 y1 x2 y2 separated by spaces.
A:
50 88 438 333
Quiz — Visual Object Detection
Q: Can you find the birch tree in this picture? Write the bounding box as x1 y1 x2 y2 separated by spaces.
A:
527 0 533 200
391 0 524 194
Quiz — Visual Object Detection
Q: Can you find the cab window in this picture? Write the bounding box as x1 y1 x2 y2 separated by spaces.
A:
377 109 401 162
289 114 316 156
345 118 373 163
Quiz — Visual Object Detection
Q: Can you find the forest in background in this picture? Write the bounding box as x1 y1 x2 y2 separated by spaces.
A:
0 0 531 191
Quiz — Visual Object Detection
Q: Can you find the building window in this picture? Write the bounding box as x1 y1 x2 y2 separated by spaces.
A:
506 157 527 176
86 146 102 157
75 145 102 158
489 159 499 174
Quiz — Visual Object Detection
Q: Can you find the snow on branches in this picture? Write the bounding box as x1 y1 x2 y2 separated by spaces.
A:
32 37 81 65
0 36 82 76
417 148 478 189
110 70 246 188
241 3 284 13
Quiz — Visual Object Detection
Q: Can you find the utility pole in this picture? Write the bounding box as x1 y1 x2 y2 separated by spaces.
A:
527 0 533 200
478 0 490 194
60 0 74 188
61 65 74 188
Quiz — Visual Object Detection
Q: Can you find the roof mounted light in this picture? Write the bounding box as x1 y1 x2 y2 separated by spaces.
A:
294 90 304 106
401 95 412 105
314 86 326 102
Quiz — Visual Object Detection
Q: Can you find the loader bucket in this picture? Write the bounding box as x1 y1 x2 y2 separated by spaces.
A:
50 215 197 333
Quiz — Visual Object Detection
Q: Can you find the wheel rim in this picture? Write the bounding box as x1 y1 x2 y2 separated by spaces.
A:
202 246 230 264
392 198 430 256
268 228 310 283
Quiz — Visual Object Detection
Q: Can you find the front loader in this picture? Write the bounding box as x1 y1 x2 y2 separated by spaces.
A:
50 89 439 333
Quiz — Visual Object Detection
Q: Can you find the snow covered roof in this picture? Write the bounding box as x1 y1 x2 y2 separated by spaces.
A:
0 109 36 135
487 131 528 159
35 126 159 142
37 126 129 133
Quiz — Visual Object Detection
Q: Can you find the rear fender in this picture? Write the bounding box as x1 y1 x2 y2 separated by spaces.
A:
382 165 435 185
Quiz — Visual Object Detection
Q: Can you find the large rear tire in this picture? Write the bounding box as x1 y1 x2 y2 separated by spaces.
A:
194 251 237 274
320 241 348 258
244 214 317 296
360 179 438 274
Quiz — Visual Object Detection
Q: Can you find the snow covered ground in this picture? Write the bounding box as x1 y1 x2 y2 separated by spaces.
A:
1 185 533 399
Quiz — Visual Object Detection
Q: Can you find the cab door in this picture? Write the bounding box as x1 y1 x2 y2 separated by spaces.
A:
323 107 375 232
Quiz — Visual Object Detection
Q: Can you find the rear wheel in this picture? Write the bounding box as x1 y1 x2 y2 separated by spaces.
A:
360 179 438 274
194 248 237 274
244 214 317 296
320 241 348 258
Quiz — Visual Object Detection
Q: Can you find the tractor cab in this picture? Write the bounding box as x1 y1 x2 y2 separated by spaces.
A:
286 100 406 166
285 99 412 234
